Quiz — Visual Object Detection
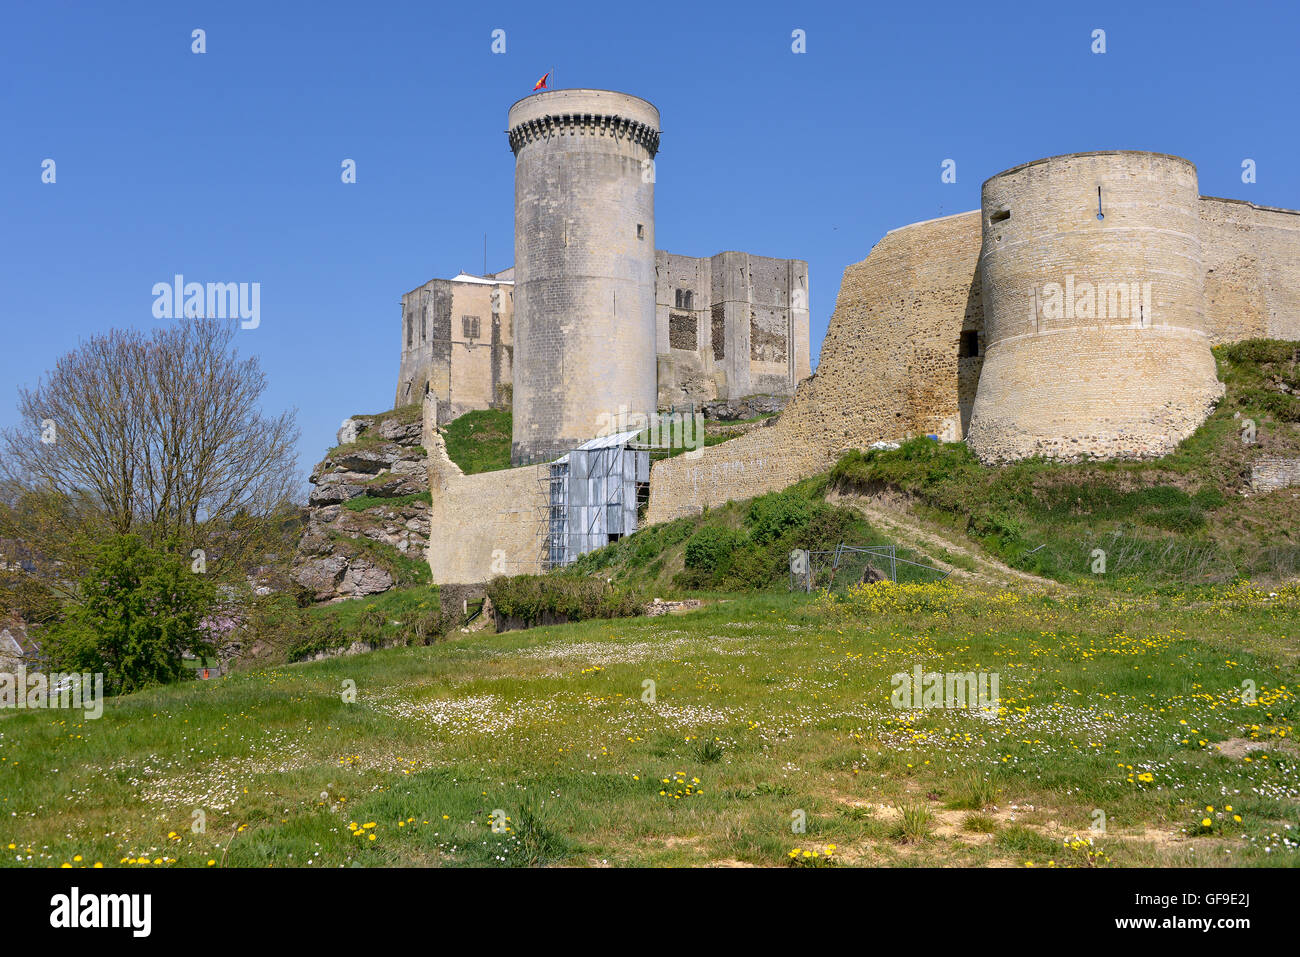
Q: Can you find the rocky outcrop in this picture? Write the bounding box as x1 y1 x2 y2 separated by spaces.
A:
292 409 430 602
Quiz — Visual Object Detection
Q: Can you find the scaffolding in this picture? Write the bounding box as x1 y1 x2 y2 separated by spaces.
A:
538 429 650 570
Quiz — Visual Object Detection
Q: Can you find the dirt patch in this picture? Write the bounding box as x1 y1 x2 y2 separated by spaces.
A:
1213 737 1273 759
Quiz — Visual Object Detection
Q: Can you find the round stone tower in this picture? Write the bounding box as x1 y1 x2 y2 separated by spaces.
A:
507 89 661 465
966 151 1223 463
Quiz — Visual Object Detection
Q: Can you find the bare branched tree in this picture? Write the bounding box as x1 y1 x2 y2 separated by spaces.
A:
0 318 301 589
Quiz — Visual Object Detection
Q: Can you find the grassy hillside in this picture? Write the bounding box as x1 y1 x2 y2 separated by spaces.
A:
1 582 1294 868
830 340 1300 586
443 408 512 474
568 475 940 595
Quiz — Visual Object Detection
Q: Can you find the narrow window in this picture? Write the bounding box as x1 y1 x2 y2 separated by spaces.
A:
421 306 427 340
406 314 412 347
959 330 980 358
683 290 693 310
636 224 645 239
989 208 1010 224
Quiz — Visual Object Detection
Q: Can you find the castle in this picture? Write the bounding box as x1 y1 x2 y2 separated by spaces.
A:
395 90 810 456
403 89 1300 585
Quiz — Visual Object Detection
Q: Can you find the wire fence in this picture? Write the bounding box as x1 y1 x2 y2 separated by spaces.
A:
789 543 950 593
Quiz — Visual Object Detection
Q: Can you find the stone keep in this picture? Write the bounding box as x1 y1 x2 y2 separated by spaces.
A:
507 89 661 465
967 151 1224 462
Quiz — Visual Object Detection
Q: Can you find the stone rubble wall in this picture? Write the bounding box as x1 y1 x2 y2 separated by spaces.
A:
1200 197 1300 344
1251 456 1300 493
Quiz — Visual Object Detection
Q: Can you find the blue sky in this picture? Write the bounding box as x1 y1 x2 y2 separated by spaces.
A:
3 0 1297 488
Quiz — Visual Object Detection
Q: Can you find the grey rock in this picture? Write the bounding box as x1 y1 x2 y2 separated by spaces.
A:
337 418 361 446
292 555 349 599
379 419 422 443
338 560 393 597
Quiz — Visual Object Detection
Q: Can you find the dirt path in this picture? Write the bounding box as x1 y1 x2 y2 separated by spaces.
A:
827 489 1063 591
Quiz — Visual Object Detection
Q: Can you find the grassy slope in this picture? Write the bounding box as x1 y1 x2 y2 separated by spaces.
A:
442 408 512 474
830 341 1300 585
569 475 940 596
1 582 1295 868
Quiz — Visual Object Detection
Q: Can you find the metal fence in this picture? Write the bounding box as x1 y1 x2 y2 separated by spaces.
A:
789 543 950 593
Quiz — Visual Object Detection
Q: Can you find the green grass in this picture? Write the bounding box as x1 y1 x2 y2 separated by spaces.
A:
304 586 439 634
2 581 1295 868
325 403 423 457
570 475 939 595
828 340 1300 585
442 408 512 474
343 491 431 513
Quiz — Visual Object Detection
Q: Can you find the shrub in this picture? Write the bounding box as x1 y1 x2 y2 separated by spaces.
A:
485 574 642 629
44 535 217 695
898 803 933 843
745 492 813 545
683 526 747 575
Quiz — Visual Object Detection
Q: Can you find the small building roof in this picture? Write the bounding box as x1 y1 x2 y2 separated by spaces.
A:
553 428 646 464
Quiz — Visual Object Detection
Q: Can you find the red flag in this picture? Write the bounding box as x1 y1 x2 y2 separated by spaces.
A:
532 72 549 91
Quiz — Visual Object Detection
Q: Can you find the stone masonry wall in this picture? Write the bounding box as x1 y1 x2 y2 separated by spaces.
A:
645 163 1300 522
1201 197 1300 344
655 250 811 408
646 211 982 523
967 151 1223 464
1251 456 1300 493
396 277 514 419
423 393 549 584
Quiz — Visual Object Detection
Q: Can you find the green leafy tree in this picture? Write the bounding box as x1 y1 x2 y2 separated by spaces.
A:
46 535 217 694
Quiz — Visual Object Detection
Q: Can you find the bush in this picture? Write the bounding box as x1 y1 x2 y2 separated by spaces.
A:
44 535 217 695
684 526 747 575
683 527 738 574
485 574 642 629
745 492 813 545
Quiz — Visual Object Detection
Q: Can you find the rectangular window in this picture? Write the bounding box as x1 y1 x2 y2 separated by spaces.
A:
636 224 645 240
989 208 1010 224
959 329 980 357
462 315 481 339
